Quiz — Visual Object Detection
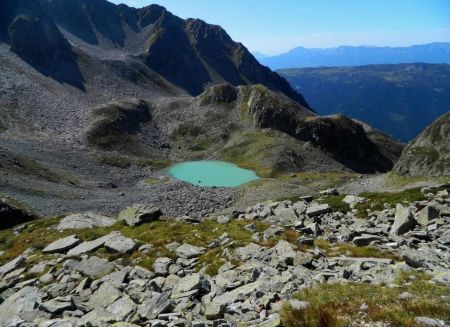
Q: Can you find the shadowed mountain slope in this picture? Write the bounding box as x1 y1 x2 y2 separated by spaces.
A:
395 111 450 176
31 0 308 107
0 0 84 87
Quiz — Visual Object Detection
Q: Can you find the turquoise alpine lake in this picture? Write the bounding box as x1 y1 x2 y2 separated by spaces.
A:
168 160 259 187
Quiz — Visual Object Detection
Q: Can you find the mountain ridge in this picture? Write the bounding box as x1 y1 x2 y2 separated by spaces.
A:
0 0 310 107
259 42 450 69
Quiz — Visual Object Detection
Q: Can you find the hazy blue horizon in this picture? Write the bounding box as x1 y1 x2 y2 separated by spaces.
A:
110 0 450 55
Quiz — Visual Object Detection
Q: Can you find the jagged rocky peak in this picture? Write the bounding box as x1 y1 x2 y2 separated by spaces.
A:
1 0 309 104
396 111 450 176
138 4 168 27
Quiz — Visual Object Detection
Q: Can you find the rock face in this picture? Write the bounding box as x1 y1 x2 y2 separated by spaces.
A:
396 111 450 176
236 85 399 173
292 115 396 173
0 197 36 230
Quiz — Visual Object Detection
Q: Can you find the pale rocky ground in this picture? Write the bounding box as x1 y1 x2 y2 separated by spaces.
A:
0 185 449 326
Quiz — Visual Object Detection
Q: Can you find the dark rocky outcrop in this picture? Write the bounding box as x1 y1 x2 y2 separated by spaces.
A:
0 197 36 230
243 86 396 173
245 85 315 130
200 84 239 105
294 115 394 173
395 111 450 176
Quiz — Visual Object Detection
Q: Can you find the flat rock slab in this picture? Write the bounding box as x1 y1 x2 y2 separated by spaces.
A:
56 212 116 230
66 234 112 256
175 244 206 259
306 203 331 217
211 280 261 307
171 273 209 298
0 254 26 277
65 256 114 278
43 235 81 254
40 296 74 314
104 231 136 254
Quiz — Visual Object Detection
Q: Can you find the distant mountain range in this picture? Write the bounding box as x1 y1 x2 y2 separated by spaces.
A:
258 43 450 69
279 63 450 141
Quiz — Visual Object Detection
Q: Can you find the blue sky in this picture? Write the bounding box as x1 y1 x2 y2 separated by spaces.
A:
110 0 450 55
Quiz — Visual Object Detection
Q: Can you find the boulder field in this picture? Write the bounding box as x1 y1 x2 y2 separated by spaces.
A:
0 184 449 326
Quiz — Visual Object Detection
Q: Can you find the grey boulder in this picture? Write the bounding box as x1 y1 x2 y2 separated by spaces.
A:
65 256 114 278
119 204 162 227
56 212 116 230
66 234 112 256
175 244 206 259
40 296 74 314
0 254 26 277
137 292 171 320
417 205 440 226
171 273 210 298
390 204 416 235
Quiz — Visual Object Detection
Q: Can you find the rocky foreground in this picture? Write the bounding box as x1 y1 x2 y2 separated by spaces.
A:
0 185 449 327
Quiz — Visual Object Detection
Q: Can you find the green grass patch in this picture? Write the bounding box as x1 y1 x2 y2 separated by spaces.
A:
171 123 203 138
97 154 170 169
355 187 426 217
0 216 269 271
144 177 167 185
315 239 397 260
281 272 450 327
220 130 284 177
410 146 439 161
319 195 350 213
0 152 78 186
